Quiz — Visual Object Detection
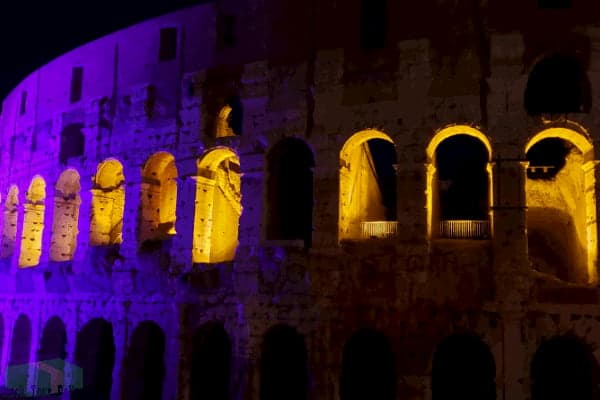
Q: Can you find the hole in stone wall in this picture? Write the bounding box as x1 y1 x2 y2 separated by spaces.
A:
2 186 19 259
339 130 398 241
72 318 115 400
7 315 32 392
19 176 46 268
431 333 496 400
120 321 166 400
435 135 489 221
70 66 84 104
139 152 178 247
525 136 590 283
360 0 387 49
158 27 177 61
215 96 243 137
260 324 308 400
59 123 85 165
266 137 315 247
525 54 590 115
531 335 599 400
340 328 396 400
36 317 67 395
193 148 241 263
90 159 125 247
51 169 80 262
189 321 231 400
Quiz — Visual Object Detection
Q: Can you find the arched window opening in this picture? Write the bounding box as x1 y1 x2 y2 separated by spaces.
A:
51 169 80 261
266 138 315 247
260 325 308 400
432 134 491 239
360 0 387 49
190 321 231 400
90 159 125 246
531 335 600 400
139 152 178 248
340 328 395 400
121 321 166 400
72 318 115 400
7 315 32 393
19 176 46 268
193 148 241 263
36 317 67 395
215 96 243 137
525 55 591 115
525 130 596 284
59 123 85 165
431 333 496 400
1 186 19 259
339 130 398 241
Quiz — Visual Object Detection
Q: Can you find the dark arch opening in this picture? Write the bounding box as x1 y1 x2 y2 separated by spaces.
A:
526 138 571 180
226 95 243 135
7 314 32 393
435 135 489 220
260 324 309 400
121 321 166 400
340 328 396 400
189 321 231 400
266 138 315 247
36 317 67 395
367 139 397 221
59 123 85 165
431 333 496 400
525 54 591 115
72 318 115 400
531 335 600 400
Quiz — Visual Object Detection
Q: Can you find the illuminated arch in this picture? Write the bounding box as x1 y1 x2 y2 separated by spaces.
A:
426 125 493 239
51 169 81 261
525 127 597 284
193 147 241 263
90 159 125 246
139 152 178 245
1 185 19 258
525 127 593 156
19 176 46 268
426 125 492 162
339 129 397 241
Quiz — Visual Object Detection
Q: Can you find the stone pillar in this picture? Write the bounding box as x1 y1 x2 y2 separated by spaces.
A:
39 185 55 266
119 167 141 260
501 312 529 400
170 176 197 271
237 153 265 248
492 158 530 306
582 160 599 283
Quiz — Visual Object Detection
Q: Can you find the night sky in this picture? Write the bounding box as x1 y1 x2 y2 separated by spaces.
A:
0 0 208 99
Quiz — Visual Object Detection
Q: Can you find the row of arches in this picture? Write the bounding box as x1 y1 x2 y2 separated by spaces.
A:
0 315 598 399
2 125 597 279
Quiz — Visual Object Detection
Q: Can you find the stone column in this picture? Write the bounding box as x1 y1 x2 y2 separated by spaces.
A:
501 312 529 400
170 176 197 271
492 157 530 306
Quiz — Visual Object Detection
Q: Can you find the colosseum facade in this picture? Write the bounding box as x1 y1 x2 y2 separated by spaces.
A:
0 0 598 399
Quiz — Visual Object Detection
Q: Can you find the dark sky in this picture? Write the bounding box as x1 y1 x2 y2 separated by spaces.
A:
0 0 208 99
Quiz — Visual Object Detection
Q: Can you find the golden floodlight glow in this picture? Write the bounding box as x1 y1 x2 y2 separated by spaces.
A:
140 152 178 244
19 176 46 268
90 158 125 246
215 105 235 138
1 185 19 259
50 169 81 262
339 129 394 241
425 125 493 239
193 147 241 263
525 127 597 284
